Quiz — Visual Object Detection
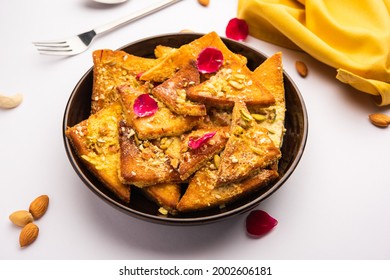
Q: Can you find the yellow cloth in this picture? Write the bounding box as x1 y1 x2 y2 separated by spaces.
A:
237 0 390 106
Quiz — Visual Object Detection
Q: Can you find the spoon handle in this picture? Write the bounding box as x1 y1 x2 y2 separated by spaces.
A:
94 0 183 35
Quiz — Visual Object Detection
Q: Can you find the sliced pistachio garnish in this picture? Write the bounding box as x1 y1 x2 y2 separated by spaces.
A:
213 154 221 169
252 113 266 122
250 145 264 155
240 108 253 122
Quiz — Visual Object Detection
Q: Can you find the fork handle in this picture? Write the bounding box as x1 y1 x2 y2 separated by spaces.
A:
93 0 183 35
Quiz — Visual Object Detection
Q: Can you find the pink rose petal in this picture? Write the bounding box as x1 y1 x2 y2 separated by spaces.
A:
196 47 223 74
188 131 216 150
226 18 249 41
135 72 144 80
246 210 278 238
133 94 158 117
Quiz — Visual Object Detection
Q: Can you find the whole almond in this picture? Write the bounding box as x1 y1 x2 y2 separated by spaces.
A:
369 113 390 127
198 0 210 6
296 61 308 78
9 210 34 227
19 223 39 247
29 195 49 219
0 93 23 109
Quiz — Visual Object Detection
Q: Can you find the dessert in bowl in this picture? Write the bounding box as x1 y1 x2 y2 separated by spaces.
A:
63 32 308 225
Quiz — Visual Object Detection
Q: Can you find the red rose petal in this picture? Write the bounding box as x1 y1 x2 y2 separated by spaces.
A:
135 72 144 80
196 47 223 74
246 210 278 238
133 94 158 117
226 18 249 41
188 131 216 150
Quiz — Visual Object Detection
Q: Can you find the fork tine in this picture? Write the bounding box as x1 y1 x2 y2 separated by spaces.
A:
33 40 67 45
33 37 89 55
35 46 71 51
37 46 70 49
35 46 81 55
36 49 75 56
33 41 69 48
33 40 74 55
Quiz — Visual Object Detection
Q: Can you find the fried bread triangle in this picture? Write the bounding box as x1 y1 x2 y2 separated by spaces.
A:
186 61 275 108
216 100 281 186
251 52 286 150
91 49 158 114
177 126 230 180
65 103 131 203
118 121 182 188
139 31 247 82
176 163 278 212
151 62 206 116
117 85 201 140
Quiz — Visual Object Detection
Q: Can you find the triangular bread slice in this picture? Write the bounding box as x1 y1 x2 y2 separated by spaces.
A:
216 100 281 186
91 49 157 113
140 31 247 82
251 52 286 149
118 121 182 187
186 61 275 108
65 102 131 203
177 126 230 180
151 62 206 116
117 85 201 140
176 162 278 212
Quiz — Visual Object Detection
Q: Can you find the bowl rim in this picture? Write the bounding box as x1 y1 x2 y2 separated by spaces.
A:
62 32 308 225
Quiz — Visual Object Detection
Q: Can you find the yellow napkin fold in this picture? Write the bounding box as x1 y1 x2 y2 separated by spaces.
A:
237 0 390 105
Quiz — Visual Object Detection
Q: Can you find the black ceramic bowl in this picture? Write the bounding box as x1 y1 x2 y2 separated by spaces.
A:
63 33 308 225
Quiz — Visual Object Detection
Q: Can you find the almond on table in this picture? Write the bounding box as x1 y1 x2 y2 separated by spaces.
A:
29 195 49 220
19 223 39 248
9 210 33 227
369 113 390 127
295 60 308 77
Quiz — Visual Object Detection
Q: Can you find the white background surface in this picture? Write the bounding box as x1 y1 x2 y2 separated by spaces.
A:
1 0 389 260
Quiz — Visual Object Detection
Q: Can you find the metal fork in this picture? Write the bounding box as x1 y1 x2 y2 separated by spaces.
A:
32 0 183 56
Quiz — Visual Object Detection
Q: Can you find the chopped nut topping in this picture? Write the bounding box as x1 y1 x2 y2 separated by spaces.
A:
252 113 266 122
230 155 238 163
245 79 253 86
158 207 169 215
229 79 244 90
240 109 254 122
234 73 246 80
213 154 221 168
